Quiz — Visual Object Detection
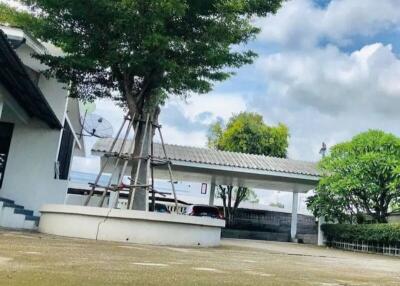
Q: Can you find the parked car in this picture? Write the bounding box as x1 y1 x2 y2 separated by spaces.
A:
184 205 223 219
149 203 171 214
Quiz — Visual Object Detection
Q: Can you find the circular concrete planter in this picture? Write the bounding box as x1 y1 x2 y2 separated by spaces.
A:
39 204 225 247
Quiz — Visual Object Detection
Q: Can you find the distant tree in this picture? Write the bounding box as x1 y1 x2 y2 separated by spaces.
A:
308 130 400 223
208 112 289 225
208 112 289 157
269 202 284 208
1 1 284 209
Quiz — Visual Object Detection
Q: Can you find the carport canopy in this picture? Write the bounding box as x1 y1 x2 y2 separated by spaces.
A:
92 138 320 240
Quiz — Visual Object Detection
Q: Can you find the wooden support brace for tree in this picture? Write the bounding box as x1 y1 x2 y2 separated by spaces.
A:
112 119 140 208
84 115 130 206
97 118 135 207
156 125 179 213
128 114 151 210
84 114 181 213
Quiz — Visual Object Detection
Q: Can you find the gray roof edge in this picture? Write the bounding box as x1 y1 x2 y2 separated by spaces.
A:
92 139 320 177
169 159 320 182
161 142 316 165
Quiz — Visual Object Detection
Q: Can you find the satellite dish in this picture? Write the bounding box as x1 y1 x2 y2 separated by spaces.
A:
79 113 113 138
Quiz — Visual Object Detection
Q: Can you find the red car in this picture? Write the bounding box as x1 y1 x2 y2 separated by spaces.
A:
185 205 224 219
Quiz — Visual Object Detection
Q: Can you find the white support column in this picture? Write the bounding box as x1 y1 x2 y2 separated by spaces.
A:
209 177 216 206
291 191 299 242
317 216 326 246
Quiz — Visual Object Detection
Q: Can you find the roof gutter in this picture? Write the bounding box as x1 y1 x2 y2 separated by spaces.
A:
0 25 47 54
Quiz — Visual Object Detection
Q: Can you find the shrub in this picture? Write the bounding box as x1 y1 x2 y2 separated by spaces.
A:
322 223 400 245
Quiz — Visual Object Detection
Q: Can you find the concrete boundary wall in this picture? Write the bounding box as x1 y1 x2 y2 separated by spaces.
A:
222 229 290 242
39 204 225 247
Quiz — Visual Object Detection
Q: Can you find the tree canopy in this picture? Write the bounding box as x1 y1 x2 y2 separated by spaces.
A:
1 1 284 210
1 0 283 116
208 112 289 158
308 130 400 223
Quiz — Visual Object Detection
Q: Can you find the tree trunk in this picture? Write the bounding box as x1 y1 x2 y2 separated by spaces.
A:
120 71 163 211
227 186 233 227
127 109 159 211
232 187 247 218
219 186 227 219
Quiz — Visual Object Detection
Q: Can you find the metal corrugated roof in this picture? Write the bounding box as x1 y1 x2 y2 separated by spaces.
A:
92 138 320 177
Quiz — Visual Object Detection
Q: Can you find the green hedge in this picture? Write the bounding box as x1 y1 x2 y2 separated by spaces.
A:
321 223 400 245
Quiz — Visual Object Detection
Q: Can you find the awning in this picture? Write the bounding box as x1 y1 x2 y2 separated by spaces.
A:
92 138 320 192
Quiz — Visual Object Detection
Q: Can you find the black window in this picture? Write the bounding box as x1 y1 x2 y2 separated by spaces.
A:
57 121 74 180
0 122 14 188
192 206 220 218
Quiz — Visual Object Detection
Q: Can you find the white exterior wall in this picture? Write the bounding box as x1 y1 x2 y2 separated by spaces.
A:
38 76 69 123
12 30 69 124
0 27 78 217
0 70 73 216
0 115 67 215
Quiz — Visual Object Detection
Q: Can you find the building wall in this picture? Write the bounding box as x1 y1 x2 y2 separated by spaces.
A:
38 76 69 124
0 29 76 216
14 39 69 124
226 208 317 234
0 110 68 215
220 208 317 243
388 214 400 223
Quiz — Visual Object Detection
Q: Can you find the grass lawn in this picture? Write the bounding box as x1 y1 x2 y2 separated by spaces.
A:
0 230 399 285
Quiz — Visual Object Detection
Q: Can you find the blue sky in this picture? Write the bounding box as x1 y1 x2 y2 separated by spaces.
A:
73 0 400 174
68 0 400 210
158 0 400 160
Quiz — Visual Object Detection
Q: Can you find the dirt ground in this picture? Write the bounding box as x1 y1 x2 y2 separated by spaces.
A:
0 230 399 286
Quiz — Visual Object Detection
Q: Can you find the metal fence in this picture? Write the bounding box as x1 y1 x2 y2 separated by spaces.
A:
331 240 400 257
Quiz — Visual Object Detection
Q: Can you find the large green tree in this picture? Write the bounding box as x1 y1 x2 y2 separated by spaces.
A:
208 112 289 225
208 112 289 157
308 130 400 223
1 0 283 210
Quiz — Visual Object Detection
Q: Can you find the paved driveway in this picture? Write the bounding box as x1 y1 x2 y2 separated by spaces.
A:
0 231 399 285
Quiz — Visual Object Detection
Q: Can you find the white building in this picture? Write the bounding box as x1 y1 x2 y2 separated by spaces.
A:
0 26 84 229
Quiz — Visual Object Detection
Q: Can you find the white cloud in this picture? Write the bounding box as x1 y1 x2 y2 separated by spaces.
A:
251 41 400 160
249 1 400 160
157 125 206 147
172 93 247 123
158 93 247 147
258 0 400 48
260 43 400 116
